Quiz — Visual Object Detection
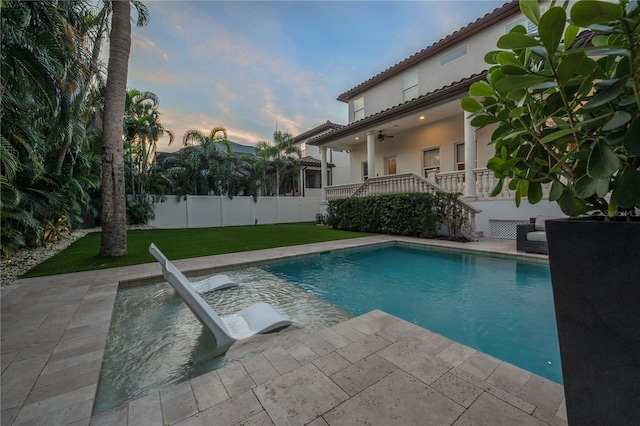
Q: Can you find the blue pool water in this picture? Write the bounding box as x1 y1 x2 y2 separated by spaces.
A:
262 244 563 383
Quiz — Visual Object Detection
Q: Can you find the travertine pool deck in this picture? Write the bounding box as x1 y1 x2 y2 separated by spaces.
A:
1 235 565 425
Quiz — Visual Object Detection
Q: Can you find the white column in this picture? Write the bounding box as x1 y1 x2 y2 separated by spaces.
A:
464 111 477 197
320 147 328 203
366 131 376 179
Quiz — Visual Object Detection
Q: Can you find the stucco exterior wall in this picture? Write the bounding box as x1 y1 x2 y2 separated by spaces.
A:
347 10 533 121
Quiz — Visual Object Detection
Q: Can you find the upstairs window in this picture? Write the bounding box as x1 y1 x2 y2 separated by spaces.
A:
362 161 368 181
440 45 467 65
506 8 545 34
353 97 364 121
403 71 418 102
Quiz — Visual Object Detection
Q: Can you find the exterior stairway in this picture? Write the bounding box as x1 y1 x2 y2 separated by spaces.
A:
325 172 482 241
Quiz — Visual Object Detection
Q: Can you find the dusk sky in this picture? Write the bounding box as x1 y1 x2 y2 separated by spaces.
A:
127 1 508 152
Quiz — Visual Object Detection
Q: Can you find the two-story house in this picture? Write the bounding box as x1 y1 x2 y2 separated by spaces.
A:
308 0 564 239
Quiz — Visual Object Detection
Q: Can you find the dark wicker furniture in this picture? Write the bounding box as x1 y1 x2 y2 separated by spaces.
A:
516 217 548 254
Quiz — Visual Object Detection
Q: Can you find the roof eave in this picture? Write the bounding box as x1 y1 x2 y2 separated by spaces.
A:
336 0 520 103
312 72 487 146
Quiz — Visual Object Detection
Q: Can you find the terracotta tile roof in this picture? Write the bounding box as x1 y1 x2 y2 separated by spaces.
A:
336 0 519 102
299 156 335 167
293 120 344 143
309 72 488 146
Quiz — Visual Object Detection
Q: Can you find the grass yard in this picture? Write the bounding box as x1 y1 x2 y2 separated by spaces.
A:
23 222 371 278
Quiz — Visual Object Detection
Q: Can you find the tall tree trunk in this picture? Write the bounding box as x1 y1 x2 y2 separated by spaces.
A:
100 0 130 256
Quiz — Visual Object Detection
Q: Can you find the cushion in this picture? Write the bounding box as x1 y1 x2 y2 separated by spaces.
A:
534 215 556 231
526 230 547 242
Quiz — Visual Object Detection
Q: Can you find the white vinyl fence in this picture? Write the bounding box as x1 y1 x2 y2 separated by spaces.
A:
150 195 322 229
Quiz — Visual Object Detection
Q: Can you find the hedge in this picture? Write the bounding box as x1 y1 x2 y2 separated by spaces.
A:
327 193 441 238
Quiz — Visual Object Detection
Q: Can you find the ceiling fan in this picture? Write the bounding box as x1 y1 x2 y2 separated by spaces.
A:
377 130 394 142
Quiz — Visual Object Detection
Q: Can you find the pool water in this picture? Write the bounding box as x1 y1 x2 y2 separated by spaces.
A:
96 243 561 414
94 267 352 414
263 244 562 383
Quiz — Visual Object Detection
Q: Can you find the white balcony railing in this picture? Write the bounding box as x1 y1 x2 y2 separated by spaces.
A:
433 168 551 200
328 168 546 202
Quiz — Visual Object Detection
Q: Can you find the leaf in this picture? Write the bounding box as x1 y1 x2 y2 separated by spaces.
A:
622 116 640 155
574 175 597 198
461 97 482 113
587 139 621 179
497 51 524 67
539 7 566 56
484 50 502 65
558 187 579 216
471 115 500 127
571 1 623 27
611 166 640 208
490 179 504 197
509 107 525 118
501 65 528 75
556 53 585 86
540 128 575 144
549 179 564 201
581 47 630 57
495 75 550 93
602 111 631 131
596 178 610 198
563 24 579 48
520 0 541 25
583 78 627 109
497 33 540 49
528 181 543 204
468 81 494 97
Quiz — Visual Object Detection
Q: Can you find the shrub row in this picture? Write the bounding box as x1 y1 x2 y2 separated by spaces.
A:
326 192 466 239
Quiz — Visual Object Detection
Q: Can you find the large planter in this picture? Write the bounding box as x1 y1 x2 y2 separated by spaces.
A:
545 217 640 425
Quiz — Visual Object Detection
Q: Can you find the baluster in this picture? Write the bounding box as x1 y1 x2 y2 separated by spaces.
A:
480 171 488 198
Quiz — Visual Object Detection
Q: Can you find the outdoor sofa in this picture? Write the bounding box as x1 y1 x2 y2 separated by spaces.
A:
516 216 552 254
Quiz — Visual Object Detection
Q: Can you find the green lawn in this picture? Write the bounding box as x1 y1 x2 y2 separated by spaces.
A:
22 222 372 278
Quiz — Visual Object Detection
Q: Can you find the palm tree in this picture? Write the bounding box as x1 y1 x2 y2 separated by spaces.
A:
124 89 174 197
1 0 100 254
99 0 149 256
182 126 232 154
254 131 301 196
100 0 132 256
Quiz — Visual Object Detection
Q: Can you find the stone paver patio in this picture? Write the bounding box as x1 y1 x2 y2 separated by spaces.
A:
1 235 564 425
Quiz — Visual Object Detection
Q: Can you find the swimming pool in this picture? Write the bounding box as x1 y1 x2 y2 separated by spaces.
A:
95 242 561 414
263 244 562 384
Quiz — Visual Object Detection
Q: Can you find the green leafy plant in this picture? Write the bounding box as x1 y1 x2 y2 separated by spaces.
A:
462 0 640 217
326 192 465 239
434 192 468 239
315 213 328 225
126 194 155 225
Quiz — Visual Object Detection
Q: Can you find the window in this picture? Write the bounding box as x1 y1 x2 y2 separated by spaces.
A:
455 143 465 171
386 157 397 175
300 142 306 156
423 148 440 177
506 8 545 34
354 97 364 121
305 169 321 188
440 45 467 65
362 161 368 181
403 71 418 102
